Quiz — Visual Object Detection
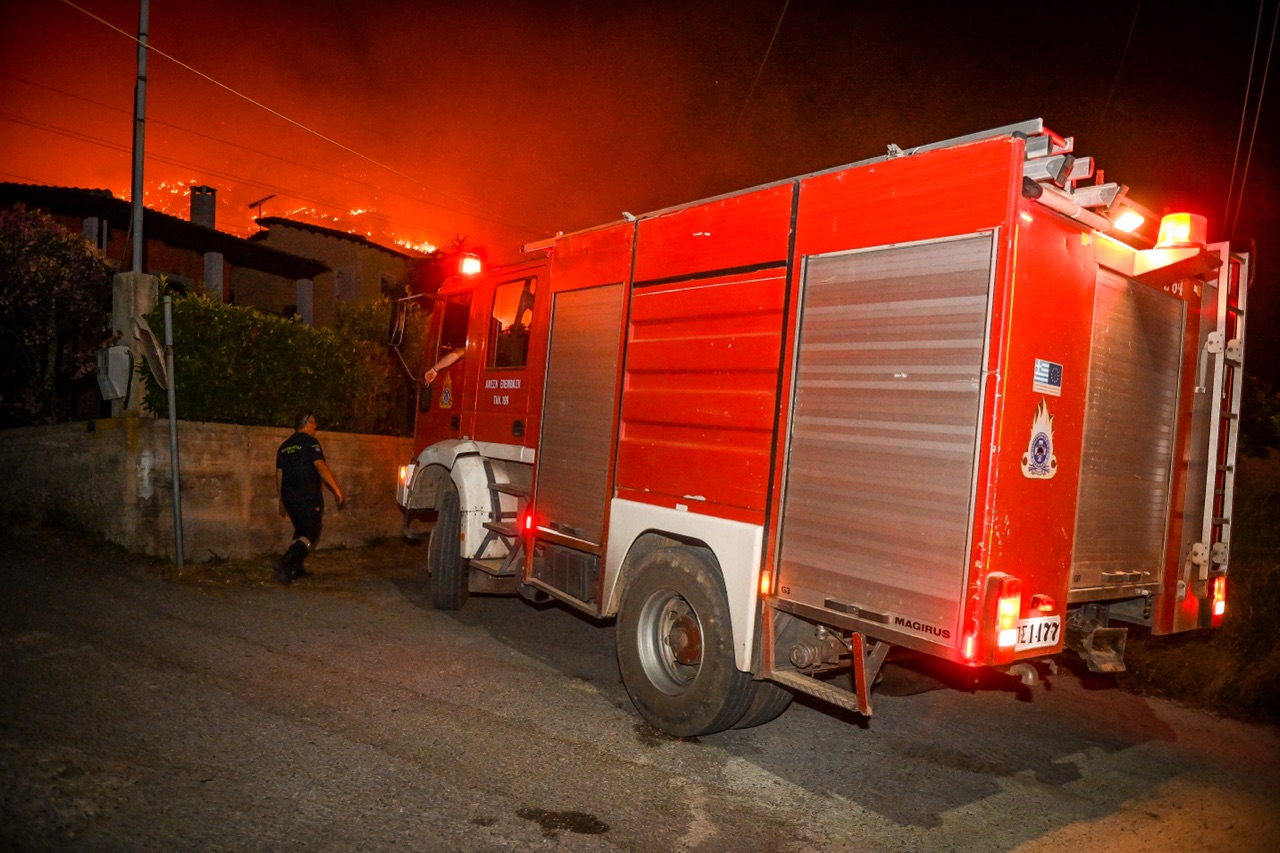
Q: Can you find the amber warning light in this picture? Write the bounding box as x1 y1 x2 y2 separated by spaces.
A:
1156 212 1207 248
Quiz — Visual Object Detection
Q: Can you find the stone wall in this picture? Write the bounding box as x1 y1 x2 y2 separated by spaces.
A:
0 418 413 561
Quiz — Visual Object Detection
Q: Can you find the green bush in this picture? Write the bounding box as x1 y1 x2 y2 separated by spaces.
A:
0 205 114 427
139 295 426 435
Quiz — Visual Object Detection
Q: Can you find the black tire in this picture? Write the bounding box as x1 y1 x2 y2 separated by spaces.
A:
428 483 468 611
733 680 794 729
616 547 755 737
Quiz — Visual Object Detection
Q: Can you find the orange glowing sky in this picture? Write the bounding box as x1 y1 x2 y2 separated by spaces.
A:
1 0 1276 371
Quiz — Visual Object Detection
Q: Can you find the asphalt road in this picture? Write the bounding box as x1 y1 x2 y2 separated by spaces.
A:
3 518 1277 852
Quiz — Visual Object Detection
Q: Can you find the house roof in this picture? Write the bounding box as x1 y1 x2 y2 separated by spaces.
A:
0 183 330 280
252 216 418 260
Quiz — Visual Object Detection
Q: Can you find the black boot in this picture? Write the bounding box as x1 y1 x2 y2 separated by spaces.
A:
286 540 310 579
273 553 292 586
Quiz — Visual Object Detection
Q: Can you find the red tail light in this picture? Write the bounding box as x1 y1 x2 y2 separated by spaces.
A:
980 573 1023 665
996 576 1023 648
1211 576 1227 625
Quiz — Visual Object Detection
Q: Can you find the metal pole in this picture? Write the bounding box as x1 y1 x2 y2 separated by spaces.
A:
164 295 184 571
130 0 150 274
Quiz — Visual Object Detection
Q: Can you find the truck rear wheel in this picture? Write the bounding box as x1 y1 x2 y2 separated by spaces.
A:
733 680 793 729
428 483 468 611
616 547 754 737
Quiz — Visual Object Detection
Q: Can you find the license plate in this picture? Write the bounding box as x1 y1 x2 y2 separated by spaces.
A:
1015 615 1062 651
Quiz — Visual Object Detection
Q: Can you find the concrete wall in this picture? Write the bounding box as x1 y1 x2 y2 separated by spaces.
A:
0 418 413 561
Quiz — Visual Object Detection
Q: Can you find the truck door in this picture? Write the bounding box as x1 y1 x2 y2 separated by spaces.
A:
417 291 474 442
472 273 538 447
1071 270 1185 600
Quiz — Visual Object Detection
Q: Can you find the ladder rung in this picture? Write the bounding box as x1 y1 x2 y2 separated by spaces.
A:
1217 464 1235 472
483 520 520 537
489 481 530 498
470 556 518 577
769 670 864 715
1227 303 1244 316
1212 517 1231 525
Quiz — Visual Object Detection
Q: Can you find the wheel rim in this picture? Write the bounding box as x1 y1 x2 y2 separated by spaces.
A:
635 588 703 695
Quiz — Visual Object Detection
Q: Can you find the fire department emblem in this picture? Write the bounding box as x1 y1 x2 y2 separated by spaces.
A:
1020 399 1057 479
440 372 454 409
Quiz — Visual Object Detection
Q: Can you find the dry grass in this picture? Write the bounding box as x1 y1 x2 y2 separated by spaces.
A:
1120 455 1280 723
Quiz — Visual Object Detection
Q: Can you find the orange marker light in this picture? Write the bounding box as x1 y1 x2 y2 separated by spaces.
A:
759 569 772 596
1031 593 1055 613
1156 212 1207 248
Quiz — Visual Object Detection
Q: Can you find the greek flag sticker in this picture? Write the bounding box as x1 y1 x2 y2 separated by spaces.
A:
1033 358 1063 397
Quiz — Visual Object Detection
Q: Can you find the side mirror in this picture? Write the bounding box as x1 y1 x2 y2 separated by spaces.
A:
387 298 409 347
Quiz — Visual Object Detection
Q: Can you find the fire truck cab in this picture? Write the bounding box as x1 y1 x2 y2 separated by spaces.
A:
395 119 1249 737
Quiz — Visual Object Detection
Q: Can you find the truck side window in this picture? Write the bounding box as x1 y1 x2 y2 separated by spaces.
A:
489 276 536 369
439 296 470 356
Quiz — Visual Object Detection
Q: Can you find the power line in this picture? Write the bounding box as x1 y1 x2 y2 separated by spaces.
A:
698 0 791 198
1093 0 1143 138
733 0 791 134
56 0 545 236
1228 1 1279 237
1 72 508 227
1223 1 1265 232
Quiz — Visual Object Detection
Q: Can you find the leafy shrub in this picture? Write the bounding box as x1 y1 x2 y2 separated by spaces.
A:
1121 458 1280 722
0 205 114 426
139 294 426 435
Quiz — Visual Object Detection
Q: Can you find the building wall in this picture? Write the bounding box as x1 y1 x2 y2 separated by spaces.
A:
230 266 328 323
247 225 409 325
0 418 413 560
63 213 232 298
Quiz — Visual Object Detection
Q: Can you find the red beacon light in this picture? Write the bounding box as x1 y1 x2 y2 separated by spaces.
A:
458 252 483 276
1155 212 1207 249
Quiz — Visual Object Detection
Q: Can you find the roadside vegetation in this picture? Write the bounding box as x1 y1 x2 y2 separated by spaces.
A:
0 205 113 427
1120 453 1280 724
138 291 426 436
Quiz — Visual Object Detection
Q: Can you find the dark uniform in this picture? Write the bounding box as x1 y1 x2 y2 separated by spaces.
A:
276 430 326 578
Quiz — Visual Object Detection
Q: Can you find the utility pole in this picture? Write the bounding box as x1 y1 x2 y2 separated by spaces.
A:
130 0 149 273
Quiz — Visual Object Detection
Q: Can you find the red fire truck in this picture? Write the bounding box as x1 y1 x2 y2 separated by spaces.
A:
393 119 1249 737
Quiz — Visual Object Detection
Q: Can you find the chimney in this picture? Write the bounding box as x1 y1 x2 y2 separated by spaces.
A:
190 185 216 229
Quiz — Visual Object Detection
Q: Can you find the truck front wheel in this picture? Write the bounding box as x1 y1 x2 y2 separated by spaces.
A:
428 482 468 611
616 547 754 737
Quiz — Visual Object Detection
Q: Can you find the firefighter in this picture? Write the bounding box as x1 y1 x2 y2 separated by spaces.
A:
273 412 344 585
423 347 464 385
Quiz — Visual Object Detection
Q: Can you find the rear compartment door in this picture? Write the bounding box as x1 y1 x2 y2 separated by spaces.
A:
776 232 996 649
1071 271 1185 599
